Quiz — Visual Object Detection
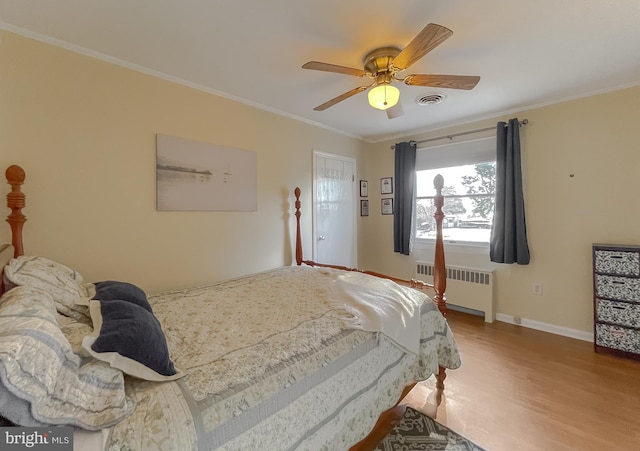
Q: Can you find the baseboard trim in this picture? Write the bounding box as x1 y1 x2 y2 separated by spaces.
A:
495 313 593 342
447 304 485 317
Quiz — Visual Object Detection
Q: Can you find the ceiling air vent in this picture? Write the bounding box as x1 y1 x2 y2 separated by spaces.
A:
416 92 446 106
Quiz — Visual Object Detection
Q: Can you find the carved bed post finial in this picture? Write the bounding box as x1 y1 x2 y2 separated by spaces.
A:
6 165 26 258
294 187 303 266
432 174 447 316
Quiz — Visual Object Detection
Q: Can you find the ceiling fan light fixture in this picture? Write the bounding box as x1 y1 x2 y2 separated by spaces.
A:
368 84 400 110
302 24 479 114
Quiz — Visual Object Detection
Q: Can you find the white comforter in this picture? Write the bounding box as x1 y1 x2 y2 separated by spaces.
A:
330 269 423 354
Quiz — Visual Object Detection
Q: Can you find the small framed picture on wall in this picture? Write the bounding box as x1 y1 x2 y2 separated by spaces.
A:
381 198 393 215
360 180 368 197
381 177 393 194
360 199 369 216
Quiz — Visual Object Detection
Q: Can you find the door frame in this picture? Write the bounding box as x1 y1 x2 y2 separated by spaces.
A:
312 150 357 266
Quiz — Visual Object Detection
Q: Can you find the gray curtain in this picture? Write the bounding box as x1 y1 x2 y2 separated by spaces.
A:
393 141 416 255
490 118 530 264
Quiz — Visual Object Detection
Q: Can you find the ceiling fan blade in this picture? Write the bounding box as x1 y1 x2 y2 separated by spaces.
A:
392 23 453 71
313 86 369 111
404 74 480 90
302 61 366 77
386 102 404 119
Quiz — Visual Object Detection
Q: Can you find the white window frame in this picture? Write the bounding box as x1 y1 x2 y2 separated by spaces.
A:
413 136 496 253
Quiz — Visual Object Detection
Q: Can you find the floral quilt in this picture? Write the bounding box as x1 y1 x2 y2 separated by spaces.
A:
104 266 461 450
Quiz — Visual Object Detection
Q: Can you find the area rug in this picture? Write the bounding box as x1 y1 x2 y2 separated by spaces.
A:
374 407 487 451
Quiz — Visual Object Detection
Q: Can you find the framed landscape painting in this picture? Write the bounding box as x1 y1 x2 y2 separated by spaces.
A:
156 134 257 211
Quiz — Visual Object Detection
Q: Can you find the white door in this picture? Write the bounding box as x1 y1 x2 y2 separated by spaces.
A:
313 151 356 267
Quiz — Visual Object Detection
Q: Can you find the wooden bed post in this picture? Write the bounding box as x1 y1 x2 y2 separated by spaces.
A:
432 174 447 316
294 187 303 266
6 165 26 258
431 174 448 408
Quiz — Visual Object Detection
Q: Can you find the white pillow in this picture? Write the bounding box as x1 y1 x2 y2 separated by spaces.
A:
3 256 95 321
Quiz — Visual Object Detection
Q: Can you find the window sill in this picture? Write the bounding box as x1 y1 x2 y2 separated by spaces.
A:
413 238 489 256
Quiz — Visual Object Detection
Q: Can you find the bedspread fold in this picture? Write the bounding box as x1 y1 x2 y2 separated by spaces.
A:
327 268 424 354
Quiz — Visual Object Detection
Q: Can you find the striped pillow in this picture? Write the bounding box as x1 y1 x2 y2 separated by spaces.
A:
3 256 95 322
0 286 135 429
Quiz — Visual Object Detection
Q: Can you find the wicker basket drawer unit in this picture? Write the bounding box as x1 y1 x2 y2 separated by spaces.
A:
592 244 640 361
594 248 640 277
596 299 640 329
595 275 640 303
595 324 640 355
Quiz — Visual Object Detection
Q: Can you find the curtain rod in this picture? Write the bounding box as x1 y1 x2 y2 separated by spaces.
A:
390 118 528 150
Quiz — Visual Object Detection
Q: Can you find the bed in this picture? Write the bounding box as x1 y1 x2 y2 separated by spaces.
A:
0 164 460 450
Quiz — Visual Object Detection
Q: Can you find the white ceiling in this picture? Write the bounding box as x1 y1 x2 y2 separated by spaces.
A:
1 0 639 142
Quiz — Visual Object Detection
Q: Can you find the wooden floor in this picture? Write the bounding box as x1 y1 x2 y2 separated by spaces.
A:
403 310 640 451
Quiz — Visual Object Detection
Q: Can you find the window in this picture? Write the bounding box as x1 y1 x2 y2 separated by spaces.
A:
414 137 496 246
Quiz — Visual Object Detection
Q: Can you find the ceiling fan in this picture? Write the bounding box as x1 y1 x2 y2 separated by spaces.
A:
302 23 480 119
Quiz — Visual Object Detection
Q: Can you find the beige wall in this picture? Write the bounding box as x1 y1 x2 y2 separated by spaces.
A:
0 31 366 292
3 30 640 336
360 85 640 335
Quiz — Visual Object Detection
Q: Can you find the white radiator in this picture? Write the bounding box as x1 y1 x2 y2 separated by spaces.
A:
415 262 495 322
